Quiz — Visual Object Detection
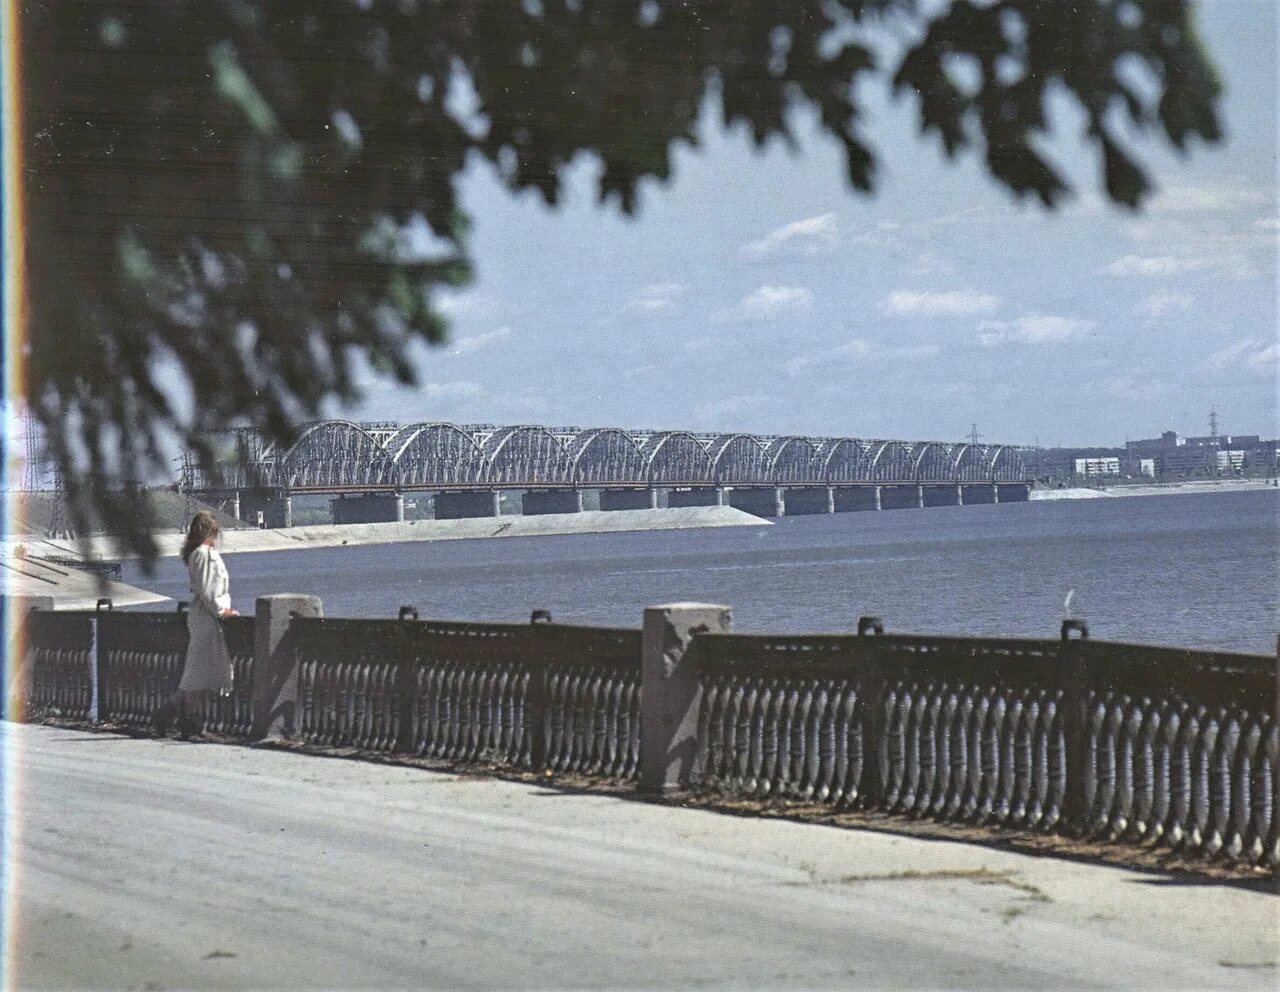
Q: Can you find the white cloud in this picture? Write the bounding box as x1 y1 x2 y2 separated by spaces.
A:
739 213 837 262
1148 184 1269 213
1102 253 1258 280
785 339 941 376
625 283 686 315
434 291 510 321
419 380 484 399
902 252 956 279
1105 374 1171 401
451 326 512 355
879 289 1001 317
1207 339 1278 377
716 285 814 323
1136 291 1195 319
693 393 770 424
1255 216 1280 231
977 315 1096 347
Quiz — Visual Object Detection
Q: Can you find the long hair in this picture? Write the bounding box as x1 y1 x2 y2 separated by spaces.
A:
181 510 220 564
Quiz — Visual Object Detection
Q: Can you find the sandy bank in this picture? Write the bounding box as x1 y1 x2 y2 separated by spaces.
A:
6 505 770 565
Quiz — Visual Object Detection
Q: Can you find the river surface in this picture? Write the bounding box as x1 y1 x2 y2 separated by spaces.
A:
122 489 1279 655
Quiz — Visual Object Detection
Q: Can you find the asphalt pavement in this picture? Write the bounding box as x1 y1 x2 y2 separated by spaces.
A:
6 722 1276 990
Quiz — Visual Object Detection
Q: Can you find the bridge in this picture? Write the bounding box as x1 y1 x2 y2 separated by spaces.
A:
183 421 1033 526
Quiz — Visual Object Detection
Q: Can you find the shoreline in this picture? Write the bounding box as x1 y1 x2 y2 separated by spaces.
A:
4 504 770 566
1031 478 1277 501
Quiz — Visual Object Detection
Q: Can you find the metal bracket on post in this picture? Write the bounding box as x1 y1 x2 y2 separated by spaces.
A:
176 601 189 615
1061 619 1089 641
96 599 113 613
530 609 552 625
857 616 884 636
398 606 419 622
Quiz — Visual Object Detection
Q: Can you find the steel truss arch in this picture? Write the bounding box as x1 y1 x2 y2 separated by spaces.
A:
708 434 771 485
952 443 992 482
640 432 712 486
912 442 952 483
569 428 647 486
389 423 488 487
989 446 1027 483
820 439 873 482
483 425 574 486
769 437 823 484
870 440 914 483
283 421 392 488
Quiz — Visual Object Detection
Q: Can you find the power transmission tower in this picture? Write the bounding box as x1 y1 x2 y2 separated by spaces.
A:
968 423 983 446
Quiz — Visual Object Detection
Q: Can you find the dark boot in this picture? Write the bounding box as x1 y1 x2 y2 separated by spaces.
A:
154 701 176 737
175 710 201 740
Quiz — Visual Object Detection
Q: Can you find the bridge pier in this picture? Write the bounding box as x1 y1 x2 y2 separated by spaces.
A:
961 484 997 505
878 485 919 511
782 486 833 515
726 487 784 519
238 490 292 528
331 493 405 525
996 483 1031 503
521 489 583 516
832 487 879 512
433 490 501 520
922 485 961 508
599 488 659 511
667 487 725 508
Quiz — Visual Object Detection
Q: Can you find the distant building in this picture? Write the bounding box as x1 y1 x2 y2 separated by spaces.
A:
1125 431 1276 478
1074 457 1120 478
1216 450 1246 472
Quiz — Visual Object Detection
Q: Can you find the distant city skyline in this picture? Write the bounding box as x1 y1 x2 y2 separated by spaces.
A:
325 1 1277 449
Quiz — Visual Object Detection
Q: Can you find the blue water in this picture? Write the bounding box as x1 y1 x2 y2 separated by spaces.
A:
122 489 1280 655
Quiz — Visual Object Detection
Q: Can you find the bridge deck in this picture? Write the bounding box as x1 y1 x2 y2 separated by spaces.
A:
9 723 1275 990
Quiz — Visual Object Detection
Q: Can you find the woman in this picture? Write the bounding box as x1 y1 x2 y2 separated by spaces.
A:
156 511 238 737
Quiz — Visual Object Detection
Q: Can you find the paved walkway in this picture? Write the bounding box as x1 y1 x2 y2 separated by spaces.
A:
6 722 1276 990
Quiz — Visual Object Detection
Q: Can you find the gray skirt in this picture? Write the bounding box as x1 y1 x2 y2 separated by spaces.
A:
179 607 234 694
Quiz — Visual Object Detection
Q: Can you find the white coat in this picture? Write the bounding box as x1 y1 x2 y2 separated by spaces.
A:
180 544 234 694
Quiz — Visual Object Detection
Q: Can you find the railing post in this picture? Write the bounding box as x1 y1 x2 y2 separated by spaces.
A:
93 599 113 723
856 618 888 809
1061 620 1091 836
394 608 420 754
526 611 553 773
2 596 55 721
250 594 323 740
639 602 731 793
1271 635 1279 868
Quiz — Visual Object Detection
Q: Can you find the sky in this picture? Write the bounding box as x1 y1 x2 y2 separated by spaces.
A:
335 3 1270 447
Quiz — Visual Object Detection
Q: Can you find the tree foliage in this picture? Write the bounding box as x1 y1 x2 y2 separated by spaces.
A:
16 0 1221 560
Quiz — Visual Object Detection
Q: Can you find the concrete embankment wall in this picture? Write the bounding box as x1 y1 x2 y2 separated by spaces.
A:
5 505 769 564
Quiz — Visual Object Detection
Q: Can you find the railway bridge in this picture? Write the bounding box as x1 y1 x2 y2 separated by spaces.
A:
183 421 1033 527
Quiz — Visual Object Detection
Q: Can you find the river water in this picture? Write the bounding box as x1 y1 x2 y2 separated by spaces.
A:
122 489 1279 655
